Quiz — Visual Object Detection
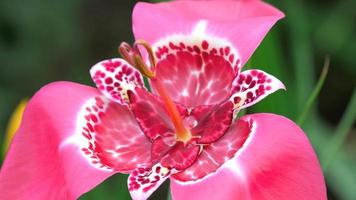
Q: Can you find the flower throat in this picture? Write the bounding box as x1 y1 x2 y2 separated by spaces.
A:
119 40 191 143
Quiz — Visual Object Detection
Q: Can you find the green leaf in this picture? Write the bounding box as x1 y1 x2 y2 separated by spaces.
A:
321 89 356 171
80 174 131 200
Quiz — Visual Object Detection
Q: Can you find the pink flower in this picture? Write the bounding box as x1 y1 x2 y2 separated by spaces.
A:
0 1 326 200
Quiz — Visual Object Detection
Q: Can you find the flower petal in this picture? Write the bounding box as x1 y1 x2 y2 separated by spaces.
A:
172 115 251 182
128 87 187 140
151 36 237 107
151 136 175 163
128 163 174 200
171 114 326 200
230 69 285 109
133 0 284 66
161 142 200 171
0 82 114 199
191 101 234 144
76 94 152 172
90 58 144 105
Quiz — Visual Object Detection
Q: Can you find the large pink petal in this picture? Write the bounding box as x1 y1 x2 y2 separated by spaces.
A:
133 0 284 66
0 82 149 199
171 114 326 200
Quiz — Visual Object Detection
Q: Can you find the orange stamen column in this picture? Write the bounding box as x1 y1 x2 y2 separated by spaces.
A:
151 78 191 143
119 40 191 143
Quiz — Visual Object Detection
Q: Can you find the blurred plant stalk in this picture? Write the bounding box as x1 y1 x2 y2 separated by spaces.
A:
297 56 330 126
321 89 356 171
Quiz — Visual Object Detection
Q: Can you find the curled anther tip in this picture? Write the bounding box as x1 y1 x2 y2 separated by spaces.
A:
133 55 156 78
118 42 136 67
134 39 157 72
118 39 157 79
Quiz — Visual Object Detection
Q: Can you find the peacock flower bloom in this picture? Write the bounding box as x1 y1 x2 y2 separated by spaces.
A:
0 0 326 200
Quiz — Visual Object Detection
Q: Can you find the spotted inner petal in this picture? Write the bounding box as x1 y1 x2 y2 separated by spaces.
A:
230 69 285 110
128 87 188 140
128 163 175 200
77 96 152 172
191 101 234 144
152 36 241 107
172 118 253 182
151 136 176 164
90 58 144 105
160 142 201 171
146 101 237 174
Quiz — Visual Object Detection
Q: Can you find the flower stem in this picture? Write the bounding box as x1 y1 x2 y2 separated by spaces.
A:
321 88 356 171
297 56 330 126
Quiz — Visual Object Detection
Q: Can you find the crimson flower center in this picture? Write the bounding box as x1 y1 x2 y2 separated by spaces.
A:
119 40 193 143
150 78 192 143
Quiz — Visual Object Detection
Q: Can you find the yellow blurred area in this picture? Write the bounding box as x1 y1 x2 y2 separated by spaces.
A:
3 99 28 155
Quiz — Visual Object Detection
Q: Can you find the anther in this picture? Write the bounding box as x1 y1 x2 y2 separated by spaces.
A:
118 40 156 78
118 42 136 67
134 39 157 73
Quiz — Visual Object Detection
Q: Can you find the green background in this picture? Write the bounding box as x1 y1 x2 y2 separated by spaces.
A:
0 0 355 199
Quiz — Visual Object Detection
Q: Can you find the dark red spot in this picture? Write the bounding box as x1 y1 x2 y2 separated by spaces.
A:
258 72 264 78
169 42 177 49
202 40 209 50
87 123 94 132
134 184 140 190
162 46 169 53
246 75 252 84
210 48 217 54
187 46 193 52
193 45 201 54
224 47 230 55
219 47 224 55
106 86 113 92
90 114 98 123
236 86 241 92
229 54 234 63
249 80 256 88
141 179 150 184
239 74 245 81
132 170 138 176
251 70 258 76
179 42 186 48
138 168 145 174
234 96 242 104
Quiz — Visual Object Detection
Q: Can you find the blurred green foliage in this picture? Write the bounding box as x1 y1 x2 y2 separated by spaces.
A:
0 0 355 199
